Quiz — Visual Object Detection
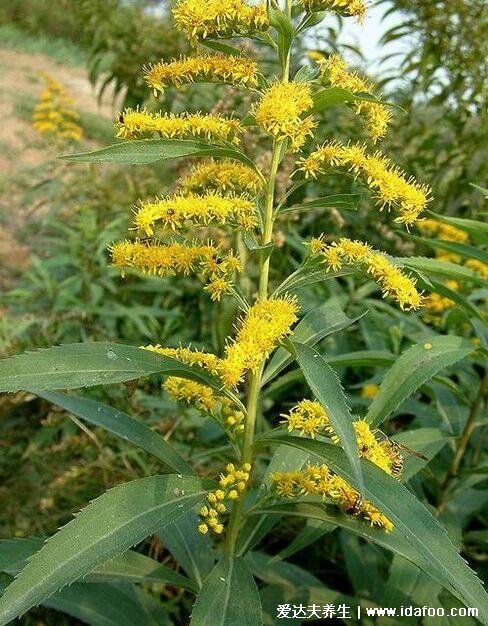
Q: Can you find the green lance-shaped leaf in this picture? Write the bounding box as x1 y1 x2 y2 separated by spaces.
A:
263 300 364 385
0 572 166 626
156 512 216 588
365 335 472 428
292 342 364 494
0 475 205 626
257 433 488 623
279 193 360 214
0 342 222 394
190 556 263 626
0 539 196 592
426 210 488 242
395 256 487 287
61 138 260 173
43 583 167 626
35 390 193 475
412 235 488 265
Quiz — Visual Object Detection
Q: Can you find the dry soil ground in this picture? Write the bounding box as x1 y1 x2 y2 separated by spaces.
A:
0 47 114 278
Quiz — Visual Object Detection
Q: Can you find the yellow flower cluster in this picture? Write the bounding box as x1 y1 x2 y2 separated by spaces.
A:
198 463 252 534
163 378 218 412
178 160 262 196
297 0 366 21
272 464 393 531
32 73 83 143
163 377 245 434
254 82 315 151
299 142 431 226
172 0 269 41
310 237 422 310
466 259 488 280
361 383 379 399
423 280 458 314
281 400 401 476
144 345 222 376
145 54 259 94
219 296 300 387
319 55 391 141
109 240 241 300
134 192 258 235
117 109 242 144
417 218 468 243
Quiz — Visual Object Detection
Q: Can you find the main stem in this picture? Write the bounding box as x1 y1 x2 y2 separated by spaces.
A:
225 7 291 554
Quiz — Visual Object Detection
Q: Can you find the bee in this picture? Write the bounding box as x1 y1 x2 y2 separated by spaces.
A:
390 451 404 479
344 493 363 516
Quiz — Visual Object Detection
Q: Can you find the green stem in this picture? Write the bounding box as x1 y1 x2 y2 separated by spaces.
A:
224 3 292 554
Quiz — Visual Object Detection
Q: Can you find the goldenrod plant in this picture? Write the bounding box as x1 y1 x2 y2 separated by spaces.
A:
0 1 487 624
32 73 83 144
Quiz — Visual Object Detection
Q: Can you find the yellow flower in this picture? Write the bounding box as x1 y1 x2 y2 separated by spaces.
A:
134 192 258 235
310 236 422 310
423 281 458 314
465 259 488 279
117 109 242 144
145 54 259 94
281 398 333 439
163 377 218 412
298 141 432 226
272 463 393 531
143 345 222 376
219 296 300 387
33 73 82 143
109 240 241 299
254 81 315 151
178 160 262 196
172 0 269 41
297 0 366 22
199 463 252 534
361 383 379 399
417 218 468 243
318 55 390 140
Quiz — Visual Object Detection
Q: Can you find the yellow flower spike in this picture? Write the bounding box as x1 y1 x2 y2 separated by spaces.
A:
254 81 316 152
214 523 224 534
172 0 269 41
297 0 366 21
163 378 217 413
134 192 258 235
215 490 225 501
110 241 241 300
298 142 431 225
178 160 262 197
243 463 252 472
318 55 391 141
465 259 488 279
417 218 469 243
216 503 227 513
199 506 209 517
207 493 217 504
145 54 259 94
143 345 221 376
207 517 219 528
198 523 209 534
117 109 243 144
218 296 300 387
33 73 83 143
310 237 422 310
228 490 239 500
273 464 393 531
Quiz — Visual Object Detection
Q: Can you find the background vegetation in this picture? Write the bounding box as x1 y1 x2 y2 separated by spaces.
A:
0 0 486 624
